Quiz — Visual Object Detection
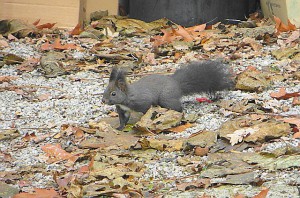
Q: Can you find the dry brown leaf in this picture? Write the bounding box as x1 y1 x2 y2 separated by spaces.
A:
253 188 269 198
40 38 77 51
0 76 18 83
40 41 53 51
274 16 296 34
293 132 300 139
250 114 268 121
16 58 40 72
32 133 53 143
17 58 40 72
168 123 193 133
285 30 300 44
70 23 83 35
194 146 209 156
8 34 18 41
280 117 300 128
161 29 177 43
41 143 78 163
62 125 84 136
186 23 206 37
175 25 194 42
243 37 262 51
292 97 300 106
135 107 183 133
36 22 56 30
227 127 259 145
38 93 51 101
13 188 61 198
83 121 139 149
22 132 37 142
152 24 198 46
53 38 77 50
32 19 40 26
270 87 300 100
176 178 211 191
234 194 245 198
0 39 9 47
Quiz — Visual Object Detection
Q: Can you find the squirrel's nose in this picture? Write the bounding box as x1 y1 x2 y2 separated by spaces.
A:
102 97 109 104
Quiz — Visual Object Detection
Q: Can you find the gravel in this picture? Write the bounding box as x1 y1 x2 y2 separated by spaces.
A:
1 36 300 197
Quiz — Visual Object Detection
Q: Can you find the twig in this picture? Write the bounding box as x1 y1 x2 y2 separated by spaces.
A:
0 117 35 121
231 110 300 118
140 173 201 184
0 127 54 130
2 84 66 92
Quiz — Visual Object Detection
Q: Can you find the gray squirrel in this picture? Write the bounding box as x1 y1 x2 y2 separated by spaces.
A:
102 61 233 130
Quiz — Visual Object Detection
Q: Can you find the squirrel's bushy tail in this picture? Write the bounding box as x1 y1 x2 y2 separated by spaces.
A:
171 61 233 96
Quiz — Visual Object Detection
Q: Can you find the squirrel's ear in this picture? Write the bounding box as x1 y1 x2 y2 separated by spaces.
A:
116 79 127 92
109 67 119 82
110 66 128 91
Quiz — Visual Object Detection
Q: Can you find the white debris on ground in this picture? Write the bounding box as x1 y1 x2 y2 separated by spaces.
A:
1 36 300 197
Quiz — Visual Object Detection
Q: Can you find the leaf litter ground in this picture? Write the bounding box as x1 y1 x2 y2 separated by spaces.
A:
0 15 300 198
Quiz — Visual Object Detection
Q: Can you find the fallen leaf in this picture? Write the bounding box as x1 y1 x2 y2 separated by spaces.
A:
16 58 40 72
285 30 300 44
38 93 51 101
185 130 217 148
168 122 193 133
176 178 211 191
22 132 37 142
70 23 83 35
280 118 300 128
235 69 270 92
62 125 84 138
274 16 296 34
82 121 139 149
0 39 9 47
227 127 259 146
243 37 262 51
13 188 61 198
32 19 40 26
135 106 183 133
32 133 52 143
152 24 202 46
293 132 300 139
36 22 56 30
0 129 20 140
0 76 18 83
220 119 290 144
53 38 77 50
253 188 269 198
8 34 18 41
270 87 300 99
41 143 78 163
186 24 206 36
234 194 245 198
145 138 184 151
3 53 24 65
40 38 77 51
1 19 37 37
40 41 54 51
194 146 209 156
175 25 194 42
292 97 300 106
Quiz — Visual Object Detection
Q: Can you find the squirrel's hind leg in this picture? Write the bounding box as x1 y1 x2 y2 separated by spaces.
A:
159 98 183 112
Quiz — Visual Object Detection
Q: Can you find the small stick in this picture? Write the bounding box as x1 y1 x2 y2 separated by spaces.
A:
2 84 66 92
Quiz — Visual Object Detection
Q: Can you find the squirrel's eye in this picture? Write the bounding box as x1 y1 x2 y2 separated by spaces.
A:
111 91 116 96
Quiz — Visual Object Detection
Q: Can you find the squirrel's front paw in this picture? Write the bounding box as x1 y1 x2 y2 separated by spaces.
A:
116 125 125 131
